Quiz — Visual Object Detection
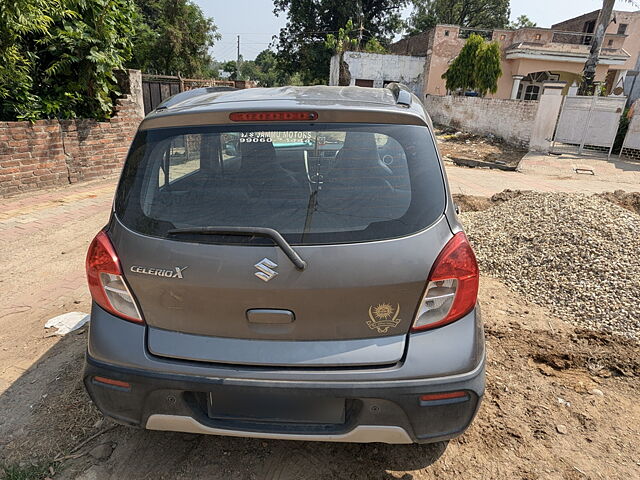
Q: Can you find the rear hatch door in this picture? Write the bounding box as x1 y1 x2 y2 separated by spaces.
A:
112 121 448 366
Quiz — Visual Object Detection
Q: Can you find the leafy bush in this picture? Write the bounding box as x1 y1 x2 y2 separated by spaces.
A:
442 33 502 96
0 0 137 121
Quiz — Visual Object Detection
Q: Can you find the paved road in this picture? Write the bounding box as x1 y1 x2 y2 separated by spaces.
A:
446 153 640 196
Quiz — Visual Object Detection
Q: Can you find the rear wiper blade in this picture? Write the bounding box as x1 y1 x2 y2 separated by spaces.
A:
167 226 307 270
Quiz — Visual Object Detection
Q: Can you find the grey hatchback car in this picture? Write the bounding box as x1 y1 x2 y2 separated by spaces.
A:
84 84 484 444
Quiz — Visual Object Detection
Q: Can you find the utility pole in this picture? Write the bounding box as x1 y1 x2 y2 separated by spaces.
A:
357 0 364 49
579 0 615 96
236 35 242 81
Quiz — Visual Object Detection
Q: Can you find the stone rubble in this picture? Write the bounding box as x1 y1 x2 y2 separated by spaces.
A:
460 192 640 340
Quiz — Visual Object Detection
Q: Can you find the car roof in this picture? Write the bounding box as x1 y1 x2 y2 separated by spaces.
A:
139 85 432 130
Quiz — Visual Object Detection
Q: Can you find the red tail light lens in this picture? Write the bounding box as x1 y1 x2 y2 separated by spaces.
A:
412 232 479 331
86 231 143 323
229 111 318 122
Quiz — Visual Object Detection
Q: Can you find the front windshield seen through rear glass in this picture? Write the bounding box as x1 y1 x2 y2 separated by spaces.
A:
115 123 445 245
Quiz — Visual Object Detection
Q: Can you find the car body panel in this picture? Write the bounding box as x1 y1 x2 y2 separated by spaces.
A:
110 214 452 347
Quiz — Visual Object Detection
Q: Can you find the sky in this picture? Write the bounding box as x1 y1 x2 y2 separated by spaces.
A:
194 0 637 61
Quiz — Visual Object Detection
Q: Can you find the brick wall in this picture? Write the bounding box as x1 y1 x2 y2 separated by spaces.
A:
0 70 144 197
424 95 540 147
389 30 433 56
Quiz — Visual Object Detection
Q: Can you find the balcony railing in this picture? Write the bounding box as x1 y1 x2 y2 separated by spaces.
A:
551 30 594 46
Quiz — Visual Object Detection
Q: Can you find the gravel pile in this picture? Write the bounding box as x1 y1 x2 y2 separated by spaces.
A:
460 192 640 339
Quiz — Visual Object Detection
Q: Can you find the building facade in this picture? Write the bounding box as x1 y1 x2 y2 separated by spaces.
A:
329 10 640 102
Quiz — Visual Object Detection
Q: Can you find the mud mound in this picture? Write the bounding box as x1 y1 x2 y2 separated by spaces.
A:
598 190 640 215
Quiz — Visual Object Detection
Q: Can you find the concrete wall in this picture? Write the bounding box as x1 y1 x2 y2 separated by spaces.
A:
329 52 426 96
0 70 144 197
424 95 539 146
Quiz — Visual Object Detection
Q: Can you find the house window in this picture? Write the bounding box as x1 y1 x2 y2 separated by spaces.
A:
500 34 506 40
355 79 374 88
583 20 596 45
618 23 628 35
523 85 540 101
608 39 614 46
534 34 541 41
444 30 450 36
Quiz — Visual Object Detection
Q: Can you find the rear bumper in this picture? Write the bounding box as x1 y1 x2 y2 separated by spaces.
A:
85 354 483 444
84 304 485 444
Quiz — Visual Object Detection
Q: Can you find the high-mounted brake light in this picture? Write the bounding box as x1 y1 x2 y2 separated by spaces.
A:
412 232 479 331
229 111 318 122
86 231 143 323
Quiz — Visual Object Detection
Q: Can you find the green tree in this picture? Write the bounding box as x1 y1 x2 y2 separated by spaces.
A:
325 19 359 55
508 15 537 29
364 38 387 53
0 0 137 121
325 19 359 86
442 33 502 96
128 0 220 77
273 0 407 85
325 19 387 85
474 41 502 96
442 33 483 93
253 49 293 87
406 0 510 35
222 61 238 81
224 50 305 87
239 60 262 82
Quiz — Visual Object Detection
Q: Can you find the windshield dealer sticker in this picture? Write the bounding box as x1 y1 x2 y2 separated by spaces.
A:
367 303 401 333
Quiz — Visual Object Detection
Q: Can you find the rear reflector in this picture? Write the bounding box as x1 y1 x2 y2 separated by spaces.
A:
412 232 479 331
93 376 131 390
419 391 468 402
229 111 318 122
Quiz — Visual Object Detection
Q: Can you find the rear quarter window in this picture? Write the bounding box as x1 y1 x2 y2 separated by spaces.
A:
115 123 446 245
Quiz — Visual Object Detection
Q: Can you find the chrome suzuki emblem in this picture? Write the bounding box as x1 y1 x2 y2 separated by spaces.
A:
254 258 278 282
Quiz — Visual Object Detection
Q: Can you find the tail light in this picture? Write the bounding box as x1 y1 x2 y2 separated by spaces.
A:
86 231 143 323
412 232 479 331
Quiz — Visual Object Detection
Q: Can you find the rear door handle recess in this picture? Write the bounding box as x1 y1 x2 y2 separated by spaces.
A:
246 309 295 324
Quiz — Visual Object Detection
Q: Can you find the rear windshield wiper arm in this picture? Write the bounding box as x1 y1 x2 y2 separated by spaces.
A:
167 226 307 270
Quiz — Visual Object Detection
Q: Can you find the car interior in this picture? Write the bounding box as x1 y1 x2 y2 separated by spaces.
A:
134 129 414 240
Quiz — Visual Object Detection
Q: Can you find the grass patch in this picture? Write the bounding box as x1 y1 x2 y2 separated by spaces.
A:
1 463 53 480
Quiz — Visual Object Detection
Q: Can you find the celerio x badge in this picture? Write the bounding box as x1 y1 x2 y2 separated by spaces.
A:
130 266 188 279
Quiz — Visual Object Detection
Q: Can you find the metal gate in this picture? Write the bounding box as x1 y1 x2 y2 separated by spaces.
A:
141 75 235 114
551 95 626 157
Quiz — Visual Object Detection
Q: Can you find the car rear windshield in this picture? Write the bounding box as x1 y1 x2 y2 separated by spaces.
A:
115 123 446 245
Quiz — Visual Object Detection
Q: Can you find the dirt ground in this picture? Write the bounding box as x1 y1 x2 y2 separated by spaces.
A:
1 190 639 479
435 126 528 168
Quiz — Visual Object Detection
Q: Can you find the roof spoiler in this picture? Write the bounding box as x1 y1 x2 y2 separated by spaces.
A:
385 83 413 107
